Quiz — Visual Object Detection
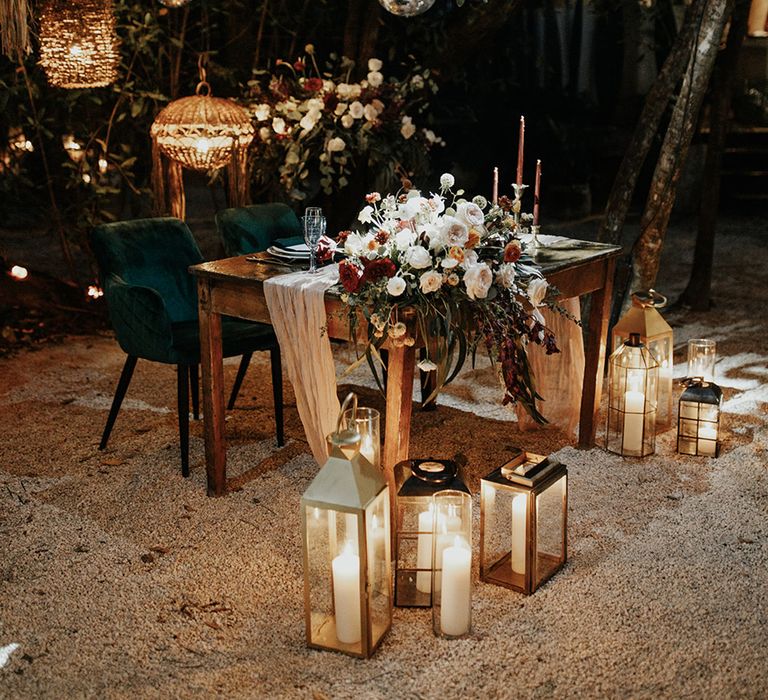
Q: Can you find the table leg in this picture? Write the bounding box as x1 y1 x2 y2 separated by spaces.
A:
578 258 616 449
198 279 228 496
382 343 416 517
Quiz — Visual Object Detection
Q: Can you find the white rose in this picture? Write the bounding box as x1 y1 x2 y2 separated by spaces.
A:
299 110 320 131
440 256 459 269
407 246 432 269
349 84 362 99
371 99 385 114
456 201 485 228
254 103 271 121
400 117 416 140
402 196 428 220
272 117 286 134
464 262 493 300
258 126 271 141
306 98 324 111
462 250 478 268
349 101 364 119
528 277 548 307
363 103 379 122
440 215 469 247
327 136 346 152
367 71 383 88
368 58 383 72
357 206 374 224
429 194 445 215
335 102 348 116
496 262 517 289
341 114 354 128
419 270 443 294
439 173 454 189
395 229 416 249
337 83 352 99
386 276 406 297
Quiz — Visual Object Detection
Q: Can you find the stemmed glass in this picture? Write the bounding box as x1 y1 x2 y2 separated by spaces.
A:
302 208 326 274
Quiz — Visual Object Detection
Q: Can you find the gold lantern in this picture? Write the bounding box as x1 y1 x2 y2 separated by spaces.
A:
677 379 722 457
38 0 120 89
431 489 472 638
480 451 567 596
606 332 659 457
301 394 392 658
612 289 673 430
150 62 255 220
394 459 469 608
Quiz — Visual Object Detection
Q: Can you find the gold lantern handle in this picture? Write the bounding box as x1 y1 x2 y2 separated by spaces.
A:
326 392 362 455
632 289 667 309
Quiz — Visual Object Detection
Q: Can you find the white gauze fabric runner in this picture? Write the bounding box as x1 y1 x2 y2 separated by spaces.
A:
263 265 341 464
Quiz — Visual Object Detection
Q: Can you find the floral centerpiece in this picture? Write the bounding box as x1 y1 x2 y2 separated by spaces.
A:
245 47 442 203
336 174 570 423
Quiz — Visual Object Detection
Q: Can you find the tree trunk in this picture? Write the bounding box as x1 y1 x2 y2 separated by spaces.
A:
678 0 750 310
597 0 706 245
343 0 381 70
630 0 733 294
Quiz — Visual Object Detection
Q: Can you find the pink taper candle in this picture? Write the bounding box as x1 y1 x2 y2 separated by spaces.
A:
516 116 525 187
492 166 499 205
533 159 541 225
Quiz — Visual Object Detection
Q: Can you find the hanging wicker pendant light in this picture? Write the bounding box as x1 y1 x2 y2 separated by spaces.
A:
38 0 120 88
150 61 255 220
150 81 255 172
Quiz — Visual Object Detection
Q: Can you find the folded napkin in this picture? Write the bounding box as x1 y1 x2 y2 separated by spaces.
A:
274 236 306 250
263 264 341 464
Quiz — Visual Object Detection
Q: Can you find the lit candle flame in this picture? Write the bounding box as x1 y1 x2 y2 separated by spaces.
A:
87 285 103 299
10 265 28 281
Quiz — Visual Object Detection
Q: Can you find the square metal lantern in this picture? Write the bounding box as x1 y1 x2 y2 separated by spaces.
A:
606 332 659 457
480 451 567 595
677 379 722 457
612 290 673 430
301 398 392 659
394 459 469 608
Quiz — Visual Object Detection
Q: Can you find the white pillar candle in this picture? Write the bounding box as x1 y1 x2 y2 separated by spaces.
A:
697 425 717 456
511 493 527 575
623 390 645 453
416 506 433 593
440 537 471 636
332 544 362 644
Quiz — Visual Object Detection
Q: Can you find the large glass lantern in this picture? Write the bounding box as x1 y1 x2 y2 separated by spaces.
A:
606 333 659 457
480 451 567 596
612 289 673 430
301 395 392 658
394 459 469 607
677 379 722 457
431 490 472 638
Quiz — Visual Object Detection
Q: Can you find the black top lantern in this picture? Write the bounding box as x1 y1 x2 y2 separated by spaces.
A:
394 459 468 607
677 379 722 457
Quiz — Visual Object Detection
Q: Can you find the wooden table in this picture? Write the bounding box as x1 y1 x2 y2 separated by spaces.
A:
191 237 621 498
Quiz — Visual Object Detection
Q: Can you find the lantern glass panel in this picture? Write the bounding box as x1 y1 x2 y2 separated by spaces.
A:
304 505 364 656
677 381 721 457
534 475 567 589
480 482 528 589
687 339 716 383
395 496 433 606
365 490 391 650
431 490 472 638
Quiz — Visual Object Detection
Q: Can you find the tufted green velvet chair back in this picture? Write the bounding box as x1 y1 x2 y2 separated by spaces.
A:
91 218 202 324
216 203 301 257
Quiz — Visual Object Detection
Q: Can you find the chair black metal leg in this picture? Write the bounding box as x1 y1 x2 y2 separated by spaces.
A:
177 364 190 478
270 345 285 447
99 355 138 450
189 364 200 420
228 352 252 410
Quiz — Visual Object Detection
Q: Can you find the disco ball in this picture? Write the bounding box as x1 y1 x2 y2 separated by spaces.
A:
378 0 436 18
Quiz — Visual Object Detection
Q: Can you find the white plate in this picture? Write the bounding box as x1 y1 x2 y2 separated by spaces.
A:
267 245 310 259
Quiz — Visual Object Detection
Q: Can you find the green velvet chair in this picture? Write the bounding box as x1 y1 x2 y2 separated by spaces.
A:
216 202 302 257
91 217 284 477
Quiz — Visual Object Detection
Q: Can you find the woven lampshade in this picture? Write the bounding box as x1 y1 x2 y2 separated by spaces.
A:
150 89 255 172
38 0 120 89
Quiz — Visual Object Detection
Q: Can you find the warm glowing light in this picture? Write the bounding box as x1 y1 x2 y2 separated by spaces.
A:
87 284 104 299
10 265 28 280
63 135 84 162
195 137 211 154
82 173 92 184
98 158 108 173
69 44 84 57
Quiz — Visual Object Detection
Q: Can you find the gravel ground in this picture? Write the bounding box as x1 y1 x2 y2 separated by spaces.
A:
0 214 767 699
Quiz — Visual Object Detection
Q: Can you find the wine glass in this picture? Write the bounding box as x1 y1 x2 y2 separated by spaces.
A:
302 210 326 274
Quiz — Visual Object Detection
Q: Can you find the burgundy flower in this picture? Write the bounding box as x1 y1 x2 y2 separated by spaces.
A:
339 260 363 293
503 240 522 263
336 230 352 245
360 257 396 283
304 77 323 92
